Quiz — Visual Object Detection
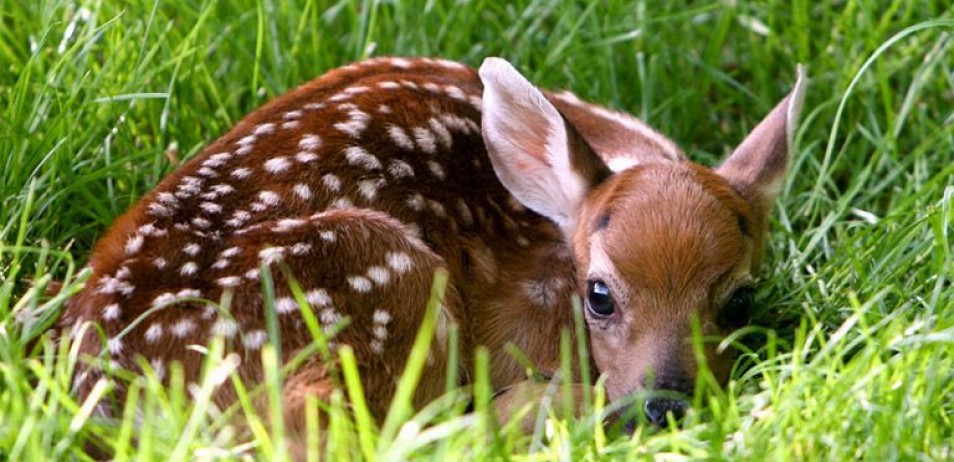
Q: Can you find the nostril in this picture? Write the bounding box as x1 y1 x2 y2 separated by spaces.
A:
643 397 687 427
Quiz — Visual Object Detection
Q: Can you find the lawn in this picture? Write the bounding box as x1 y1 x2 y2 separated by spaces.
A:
1 0 952 460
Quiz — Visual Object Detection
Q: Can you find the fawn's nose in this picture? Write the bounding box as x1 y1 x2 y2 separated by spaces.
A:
643 397 687 426
621 373 694 432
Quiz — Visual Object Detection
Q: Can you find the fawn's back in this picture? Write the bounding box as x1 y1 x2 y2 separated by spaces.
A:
63 56 805 433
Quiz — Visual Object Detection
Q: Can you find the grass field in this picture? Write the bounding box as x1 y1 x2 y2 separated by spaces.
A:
2 0 953 460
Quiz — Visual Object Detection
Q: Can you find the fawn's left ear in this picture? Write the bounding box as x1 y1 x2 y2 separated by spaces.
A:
717 66 807 221
479 57 611 237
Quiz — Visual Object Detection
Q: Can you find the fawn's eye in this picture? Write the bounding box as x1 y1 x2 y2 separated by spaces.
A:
586 280 615 317
719 287 754 328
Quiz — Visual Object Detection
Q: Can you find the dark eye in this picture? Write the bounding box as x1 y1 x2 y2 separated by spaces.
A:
586 280 615 317
719 287 754 328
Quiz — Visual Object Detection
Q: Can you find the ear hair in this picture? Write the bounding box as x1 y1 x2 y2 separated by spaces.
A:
717 65 807 221
479 58 610 237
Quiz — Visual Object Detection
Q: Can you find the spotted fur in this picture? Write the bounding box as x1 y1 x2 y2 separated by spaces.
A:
62 56 805 445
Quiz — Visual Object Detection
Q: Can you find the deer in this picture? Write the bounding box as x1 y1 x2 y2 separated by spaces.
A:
60 56 806 451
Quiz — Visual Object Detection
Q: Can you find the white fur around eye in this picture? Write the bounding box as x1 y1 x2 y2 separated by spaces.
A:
586 233 631 311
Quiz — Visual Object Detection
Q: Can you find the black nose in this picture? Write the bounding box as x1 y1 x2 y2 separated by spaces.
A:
643 397 687 426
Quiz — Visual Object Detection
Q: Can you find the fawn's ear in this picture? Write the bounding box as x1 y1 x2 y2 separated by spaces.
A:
717 66 807 222
479 58 611 237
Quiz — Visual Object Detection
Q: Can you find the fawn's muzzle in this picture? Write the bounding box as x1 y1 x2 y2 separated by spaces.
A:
643 397 688 426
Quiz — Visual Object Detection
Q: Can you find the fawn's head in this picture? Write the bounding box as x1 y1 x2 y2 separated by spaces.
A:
478 58 806 424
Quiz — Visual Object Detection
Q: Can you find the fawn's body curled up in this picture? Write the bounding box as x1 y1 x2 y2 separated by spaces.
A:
62 56 805 450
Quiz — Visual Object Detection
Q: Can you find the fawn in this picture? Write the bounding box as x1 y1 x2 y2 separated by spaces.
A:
61 56 805 442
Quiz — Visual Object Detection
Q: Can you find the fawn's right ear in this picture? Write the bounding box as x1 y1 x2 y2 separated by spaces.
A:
479 58 611 237
717 66 807 223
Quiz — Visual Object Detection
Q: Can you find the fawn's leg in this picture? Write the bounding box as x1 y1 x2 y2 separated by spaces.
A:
222 209 461 449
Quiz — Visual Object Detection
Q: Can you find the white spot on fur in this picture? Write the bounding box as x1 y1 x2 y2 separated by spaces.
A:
264 156 291 173
427 199 446 217
456 199 474 226
216 276 241 287
107 337 123 355
428 118 453 148
412 126 438 154
427 161 446 180
291 242 312 255
275 297 298 315
180 262 199 276
330 197 354 209
388 159 415 179
96 276 134 296
386 252 413 274
204 152 233 168
231 167 253 179
443 85 468 101
367 266 390 285
183 243 201 256
171 319 196 338
157 192 178 204
197 167 218 178
259 246 286 265
389 58 413 68
253 123 276 136
347 276 372 293
145 324 163 343
153 257 168 269
319 307 343 326
319 230 336 242
358 178 384 201
258 190 281 206
220 247 241 258
296 151 318 163
125 234 144 254
176 288 202 299
334 109 371 138
274 218 306 232
243 330 268 350
373 309 391 325
322 173 342 192
377 81 401 89
102 303 120 321
344 146 382 170
406 193 424 211
192 217 211 229
386 124 415 150
212 184 235 195
226 210 251 227
439 113 479 135
293 183 313 200
211 318 239 338
152 292 176 308
305 289 332 307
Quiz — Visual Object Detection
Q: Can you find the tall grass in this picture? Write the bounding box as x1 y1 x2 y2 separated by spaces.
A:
2 0 952 460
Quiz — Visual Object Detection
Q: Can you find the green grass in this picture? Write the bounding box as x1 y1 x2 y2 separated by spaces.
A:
2 0 953 460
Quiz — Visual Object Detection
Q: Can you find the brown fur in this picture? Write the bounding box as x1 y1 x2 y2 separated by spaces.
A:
60 57 802 451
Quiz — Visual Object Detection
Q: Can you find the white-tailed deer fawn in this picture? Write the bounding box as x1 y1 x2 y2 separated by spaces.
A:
62 57 805 440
